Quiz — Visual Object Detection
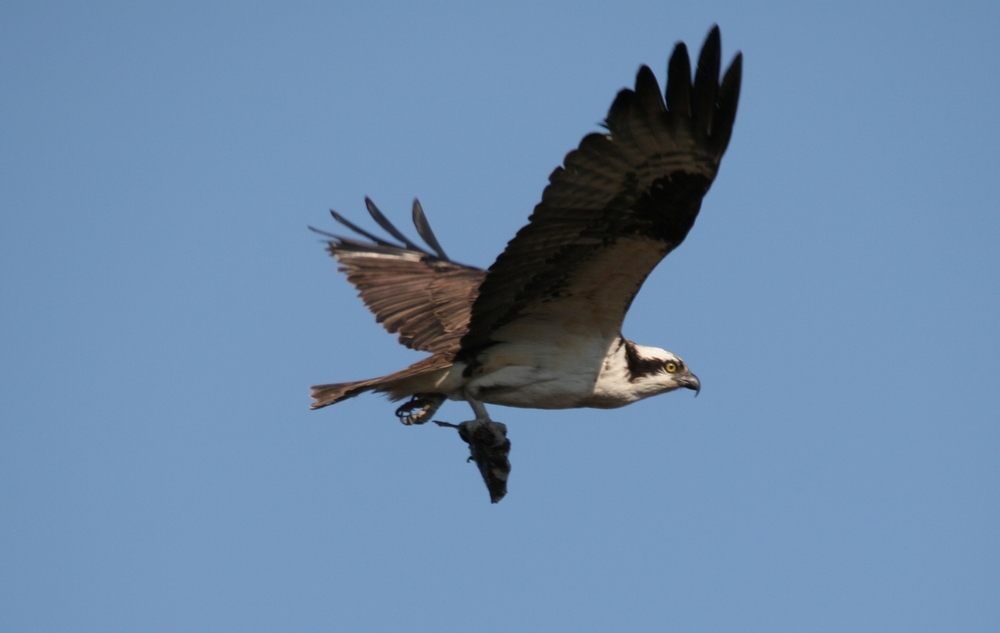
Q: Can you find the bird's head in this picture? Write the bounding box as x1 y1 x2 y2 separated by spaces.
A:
623 342 701 398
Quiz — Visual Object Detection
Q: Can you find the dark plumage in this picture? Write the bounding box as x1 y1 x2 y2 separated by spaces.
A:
460 27 741 354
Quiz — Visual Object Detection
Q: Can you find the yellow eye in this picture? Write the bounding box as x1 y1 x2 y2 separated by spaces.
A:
665 362 678 373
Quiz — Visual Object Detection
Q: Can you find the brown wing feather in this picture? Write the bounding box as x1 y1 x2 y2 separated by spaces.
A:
314 200 485 356
459 26 742 354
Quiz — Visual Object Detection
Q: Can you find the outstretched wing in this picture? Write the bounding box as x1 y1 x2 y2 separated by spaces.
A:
459 26 742 354
313 198 484 356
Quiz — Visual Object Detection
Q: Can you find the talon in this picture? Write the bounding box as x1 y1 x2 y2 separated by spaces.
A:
395 394 445 425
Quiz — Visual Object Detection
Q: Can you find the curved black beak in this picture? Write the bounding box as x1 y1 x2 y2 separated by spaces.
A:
683 373 701 397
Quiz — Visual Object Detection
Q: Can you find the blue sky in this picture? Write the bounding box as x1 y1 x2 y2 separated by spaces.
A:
2 1 998 631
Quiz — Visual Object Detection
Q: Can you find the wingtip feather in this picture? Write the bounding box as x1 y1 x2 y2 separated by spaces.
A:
692 26 722 134
665 41 692 118
411 198 450 261
633 65 665 117
713 50 743 154
365 198 428 254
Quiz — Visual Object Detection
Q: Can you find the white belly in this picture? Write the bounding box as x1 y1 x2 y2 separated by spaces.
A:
462 336 614 409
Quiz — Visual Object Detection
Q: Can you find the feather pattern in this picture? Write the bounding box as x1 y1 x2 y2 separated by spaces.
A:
459 26 742 355
311 202 484 355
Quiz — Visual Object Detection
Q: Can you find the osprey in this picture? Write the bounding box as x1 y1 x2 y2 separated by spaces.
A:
311 27 742 502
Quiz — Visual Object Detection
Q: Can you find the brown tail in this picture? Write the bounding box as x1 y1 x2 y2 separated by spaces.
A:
309 354 454 410
309 378 384 409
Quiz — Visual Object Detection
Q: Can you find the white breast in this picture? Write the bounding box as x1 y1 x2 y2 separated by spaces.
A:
463 332 620 409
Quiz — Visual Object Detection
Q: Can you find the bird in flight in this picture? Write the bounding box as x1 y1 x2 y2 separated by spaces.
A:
310 26 742 503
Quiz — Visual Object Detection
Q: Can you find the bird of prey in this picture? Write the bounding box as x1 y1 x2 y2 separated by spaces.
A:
310 26 742 503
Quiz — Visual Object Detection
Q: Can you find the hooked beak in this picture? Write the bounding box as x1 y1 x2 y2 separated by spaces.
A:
682 373 701 397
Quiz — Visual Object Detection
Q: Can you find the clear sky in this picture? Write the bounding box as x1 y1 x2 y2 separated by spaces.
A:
2 2 998 631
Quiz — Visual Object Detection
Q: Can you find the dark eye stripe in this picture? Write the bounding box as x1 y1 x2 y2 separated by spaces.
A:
624 340 666 382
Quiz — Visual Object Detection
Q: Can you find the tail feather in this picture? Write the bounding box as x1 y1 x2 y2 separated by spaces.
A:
309 378 383 409
310 354 454 411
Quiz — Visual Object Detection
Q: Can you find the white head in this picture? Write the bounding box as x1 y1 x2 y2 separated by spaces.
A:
622 340 701 400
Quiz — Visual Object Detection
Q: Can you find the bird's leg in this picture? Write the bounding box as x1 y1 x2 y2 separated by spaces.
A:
434 391 511 503
466 393 492 423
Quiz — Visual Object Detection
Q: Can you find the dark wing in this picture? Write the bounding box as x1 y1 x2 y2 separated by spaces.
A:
459 26 742 354
312 198 485 356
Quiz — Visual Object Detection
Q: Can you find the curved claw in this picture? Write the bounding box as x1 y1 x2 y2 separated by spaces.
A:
395 394 445 425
